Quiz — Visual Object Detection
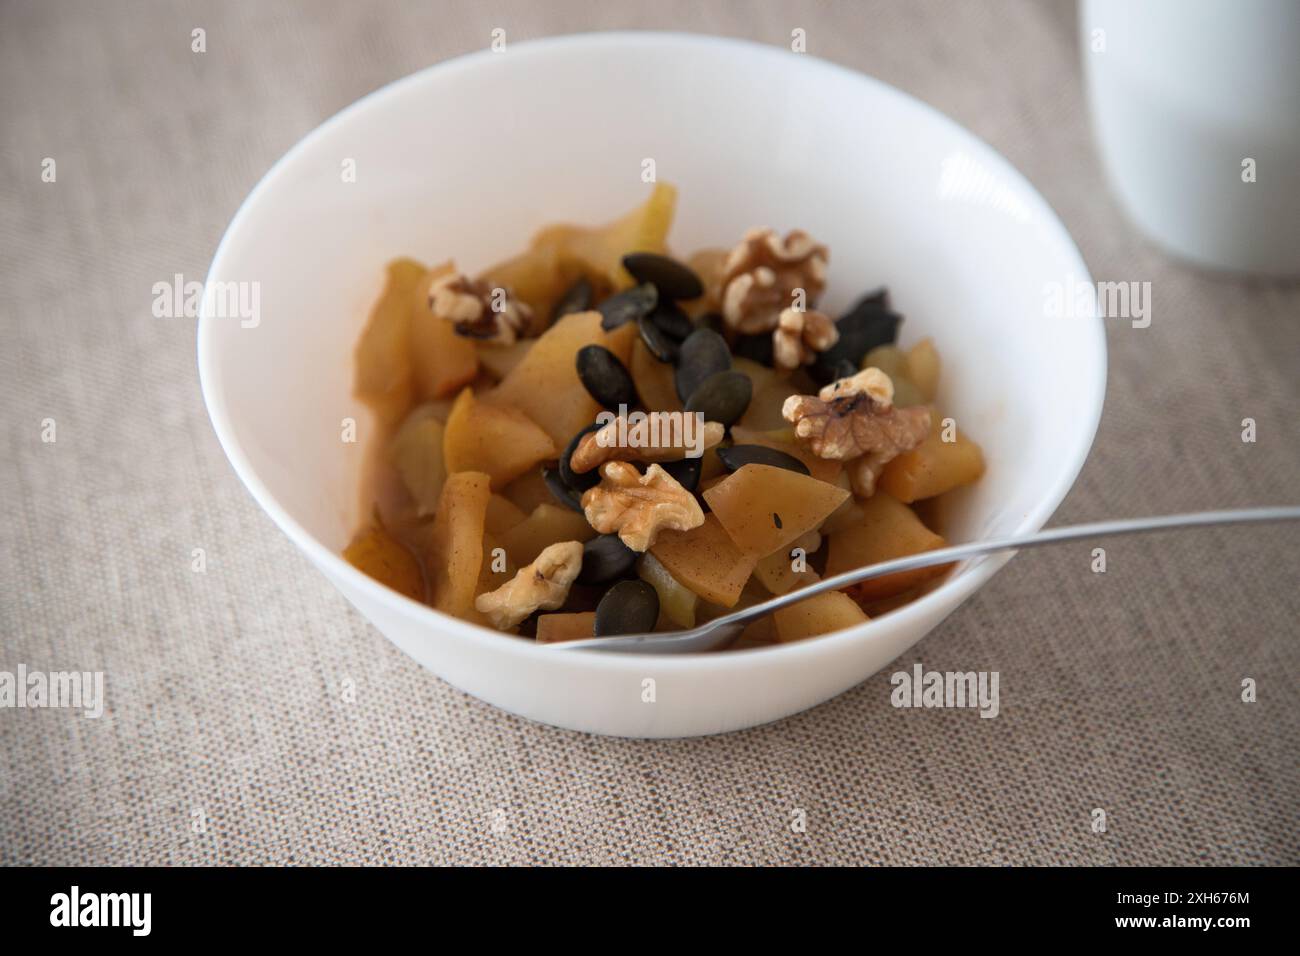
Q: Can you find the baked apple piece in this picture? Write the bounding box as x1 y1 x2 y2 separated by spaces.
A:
824 491 950 600
423 471 492 620
442 388 556 490
702 463 848 558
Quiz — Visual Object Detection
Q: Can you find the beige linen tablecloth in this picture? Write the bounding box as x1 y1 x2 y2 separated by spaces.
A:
2 0 1297 866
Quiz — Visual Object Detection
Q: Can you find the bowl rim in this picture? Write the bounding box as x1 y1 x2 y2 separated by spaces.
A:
197 30 1107 671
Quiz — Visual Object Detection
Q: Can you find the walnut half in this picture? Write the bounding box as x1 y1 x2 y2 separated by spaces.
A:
718 228 829 334
429 272 533 346
782 367 931 496
581 462 704 552
474 540 583 630
772 307 839 371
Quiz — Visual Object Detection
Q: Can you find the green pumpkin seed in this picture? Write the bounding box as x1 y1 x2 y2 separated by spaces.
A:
578 535 637 585
621 252 704 301
594 579 660 636
716 444 810 475
598 282 657 331
685 370 752 428
576 345 636 409
675 327 731 402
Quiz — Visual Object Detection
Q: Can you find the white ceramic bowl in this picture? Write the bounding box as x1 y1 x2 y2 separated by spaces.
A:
199 33 1105 738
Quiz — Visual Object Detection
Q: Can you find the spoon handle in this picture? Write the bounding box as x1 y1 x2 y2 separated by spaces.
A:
718 505 1300 629
554 506 1300 653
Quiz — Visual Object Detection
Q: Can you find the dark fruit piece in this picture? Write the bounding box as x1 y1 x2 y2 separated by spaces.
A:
621 253 704 301
577 534 638 585
716 444 810 476
733 331 775 367
559 422 604 493
576 345 637 410
675 327 731 403
552 276 593 323
637 315 679 363
659 455 702 492
810 292 903 384
686 370 752 428
594 579 660 636
597 282 658 330
648 300 693 340
542 465 583 513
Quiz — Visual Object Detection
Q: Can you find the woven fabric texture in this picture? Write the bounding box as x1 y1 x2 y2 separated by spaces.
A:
1 0 1296 866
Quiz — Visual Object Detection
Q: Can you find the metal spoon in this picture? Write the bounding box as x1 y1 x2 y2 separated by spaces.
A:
548 507 1300 654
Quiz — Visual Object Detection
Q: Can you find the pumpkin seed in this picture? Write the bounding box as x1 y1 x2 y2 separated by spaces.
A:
675 327 731 402
597 282 658 330
659 455 702 492
542 465 583 513
621 252 704 301
560 421 604 493
577 534 637 585
685 370 752 428
717 444 810 476
811 291 902 384
576 345 636 409
594 579 660 636
552 276 593 323
649 300 693 340
637 315 679 363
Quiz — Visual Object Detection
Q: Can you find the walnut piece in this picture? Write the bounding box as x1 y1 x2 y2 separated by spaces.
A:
772 308 840 371
474 540 583 630
429 272 533 346
570 416 725 474
580 462 704 552
782 367 931 495
719 228 829 334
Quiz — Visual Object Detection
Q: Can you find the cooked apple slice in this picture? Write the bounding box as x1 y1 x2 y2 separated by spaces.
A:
630 337 683 412
824 491 951 601
501 467 554 515
878 416 985 503
548 182 677 291
907 338 941 402
650 514 757 607
637 551 697 628
482 310 614 446
354 258 427 423
424 471 492 619
774 591 869 643
753 531 821 595
703 463 849 558
409 262 479 400
484 493 528 536
498 503 596 567
536 611 597 644
387 405 447 515
343 518 425 601
476 238 587 324
442 388 556 490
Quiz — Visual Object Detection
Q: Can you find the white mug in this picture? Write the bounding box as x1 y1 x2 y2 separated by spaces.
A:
1081 0 1300 277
